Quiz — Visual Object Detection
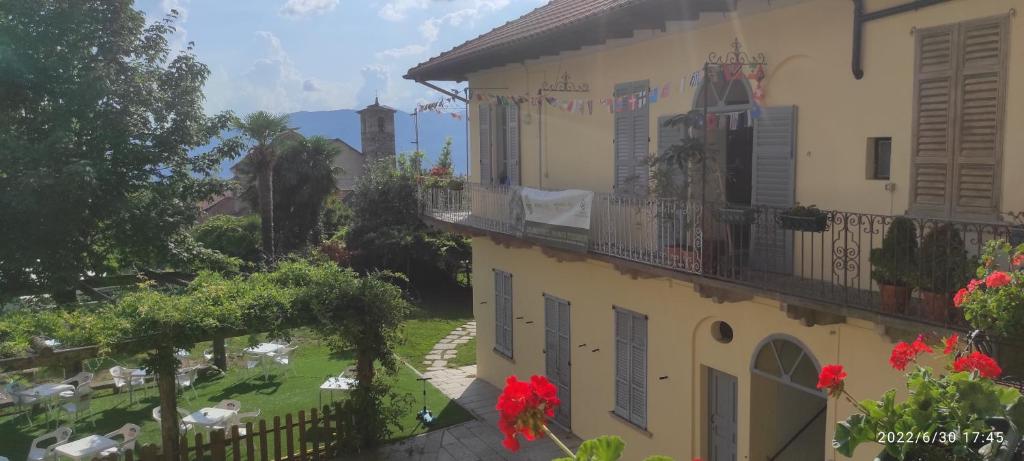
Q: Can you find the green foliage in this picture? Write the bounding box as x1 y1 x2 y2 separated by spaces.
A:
960 240 1024 336
435 137 454 172
870 217 919 286
333 381 415 452
191 215 262 263
915 224 971 293
231 112 293 260
237 134 342 256
553 435 674 461
0 4 243 296
319 195 352 240
834 366 1024 460
346 159 470 285
784 204 826 218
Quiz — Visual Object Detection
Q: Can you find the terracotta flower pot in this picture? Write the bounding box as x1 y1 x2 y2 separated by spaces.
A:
879 283 911 314
919 290 953 322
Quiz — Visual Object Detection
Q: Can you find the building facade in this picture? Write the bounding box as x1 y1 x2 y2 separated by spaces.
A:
406 1 1022 460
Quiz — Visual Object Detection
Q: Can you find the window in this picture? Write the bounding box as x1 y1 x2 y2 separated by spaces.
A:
377 116 385 133
494 270 513 358
613 307 647 428
910 15 1008 220
477 103 520 186
867 137 892 180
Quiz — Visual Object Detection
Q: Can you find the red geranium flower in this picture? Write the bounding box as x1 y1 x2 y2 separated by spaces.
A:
889 337 932 371
986 271 1012 288
967 279 983 293
953 288 969 308
943 334 959 355
496 375 560 452
1013 253 1024 267
953 351 1002 379
816 364 847 397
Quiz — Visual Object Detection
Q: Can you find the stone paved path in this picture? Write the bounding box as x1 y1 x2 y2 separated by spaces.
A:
347 325 579 460
422 321 476 371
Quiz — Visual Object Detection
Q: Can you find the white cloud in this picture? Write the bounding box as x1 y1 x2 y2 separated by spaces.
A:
280 0 339 17
357 65 390 106
204 31 357 114
417 0 511 42
376 44 429 60
378 0 429 21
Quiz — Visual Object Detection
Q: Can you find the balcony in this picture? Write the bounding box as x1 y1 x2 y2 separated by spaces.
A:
419 183 1021 332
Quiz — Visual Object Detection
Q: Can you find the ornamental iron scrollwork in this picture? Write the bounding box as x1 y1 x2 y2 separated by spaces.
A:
706 38 768 67
540 72 590 93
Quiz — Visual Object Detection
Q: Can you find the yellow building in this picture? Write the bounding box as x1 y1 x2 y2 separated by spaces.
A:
406 1 1022 460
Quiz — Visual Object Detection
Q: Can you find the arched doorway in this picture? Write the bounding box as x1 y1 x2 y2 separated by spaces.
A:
749 335 827 461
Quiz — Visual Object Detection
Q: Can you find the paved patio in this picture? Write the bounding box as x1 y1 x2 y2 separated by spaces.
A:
351 365 580 460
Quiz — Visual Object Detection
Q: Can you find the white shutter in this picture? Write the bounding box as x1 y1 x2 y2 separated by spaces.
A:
751 106 797 275
629 312 647 427
951 15 1007 221
613 308 631 418
479 104 493 185
506 104 521 186
544 296 558 378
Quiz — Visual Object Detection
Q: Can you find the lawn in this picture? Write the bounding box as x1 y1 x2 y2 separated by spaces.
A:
394 288 474 372
449 337 476 368
0 330 472 459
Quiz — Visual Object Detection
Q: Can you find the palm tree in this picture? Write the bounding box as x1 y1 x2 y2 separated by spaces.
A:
234 111 291 261
272 135 343 252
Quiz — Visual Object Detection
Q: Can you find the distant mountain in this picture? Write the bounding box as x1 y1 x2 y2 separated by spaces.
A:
210 108 468 178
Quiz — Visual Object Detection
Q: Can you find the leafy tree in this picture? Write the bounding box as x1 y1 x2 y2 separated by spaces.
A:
434 136 454 173
236 133 341 256
232 112 292 261
346 159 470 286
319 195 352 241
0 3 243 299
191 215 261 264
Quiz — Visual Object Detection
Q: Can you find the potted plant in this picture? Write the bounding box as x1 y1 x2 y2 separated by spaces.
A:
869 217 918 314
779 204 828 232
827 334 1024 460
715 206 756 225
446 177 465 191
956 239 1024 377
915 224 971 322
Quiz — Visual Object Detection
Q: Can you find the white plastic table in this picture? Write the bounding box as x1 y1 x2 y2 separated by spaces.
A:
124 368 150 403
53 435 117 461
183 407 237 429
319 376 357 408
21 383 75 425
245 343 285 356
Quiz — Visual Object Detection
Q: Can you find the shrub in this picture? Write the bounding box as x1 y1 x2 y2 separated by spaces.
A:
915 224 971 293
869 217 918 286
191 215 261 263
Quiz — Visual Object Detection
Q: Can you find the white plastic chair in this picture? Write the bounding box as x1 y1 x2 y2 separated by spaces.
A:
175 367 199 400
110 366 146 401
215 399 241 412
26 426 72 461
59 372 94 398
152 406 194 434
271 346 297 378
5 382 39 425
60 385 93 426
224 409 261 438
100 423 141 457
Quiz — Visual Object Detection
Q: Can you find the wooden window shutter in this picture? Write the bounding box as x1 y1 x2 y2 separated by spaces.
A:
613 81 650 196
506 103 521 186
910 24 958 217
544 295 558 379
478 103 493 185
494 270 512 357
613 308 631 418
629 312 647 427
951 15 1008 221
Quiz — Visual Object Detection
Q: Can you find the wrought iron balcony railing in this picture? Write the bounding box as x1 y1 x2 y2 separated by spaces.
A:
419 183 1022 332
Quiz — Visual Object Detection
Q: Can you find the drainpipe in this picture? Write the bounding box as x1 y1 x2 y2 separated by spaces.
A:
851 0 950 79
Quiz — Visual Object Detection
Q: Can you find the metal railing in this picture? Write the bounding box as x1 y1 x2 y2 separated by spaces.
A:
419 183 1021 330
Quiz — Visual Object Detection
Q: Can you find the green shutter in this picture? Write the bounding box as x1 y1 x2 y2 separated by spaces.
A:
479 103 493 185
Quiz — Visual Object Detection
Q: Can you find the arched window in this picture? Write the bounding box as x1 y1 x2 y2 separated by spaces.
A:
377 116 385 133
692 65 752 113
751 336 821 395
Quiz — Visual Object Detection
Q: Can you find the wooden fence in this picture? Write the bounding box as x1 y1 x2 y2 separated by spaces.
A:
107 404 354 461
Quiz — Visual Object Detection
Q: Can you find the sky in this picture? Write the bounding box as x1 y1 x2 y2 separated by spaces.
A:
136 0 546 115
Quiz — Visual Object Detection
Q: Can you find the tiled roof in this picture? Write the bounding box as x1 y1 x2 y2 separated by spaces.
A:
404 0 733 81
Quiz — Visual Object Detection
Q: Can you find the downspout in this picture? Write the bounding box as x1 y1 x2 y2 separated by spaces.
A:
851 0 950 79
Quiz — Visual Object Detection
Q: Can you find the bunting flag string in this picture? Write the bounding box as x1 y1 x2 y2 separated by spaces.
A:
456 62 767 118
